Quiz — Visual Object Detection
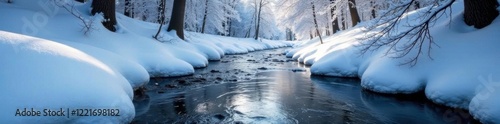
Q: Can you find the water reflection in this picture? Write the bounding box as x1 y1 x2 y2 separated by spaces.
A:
133 95 150 117
132 49 477 123
173 94 187 115
360 90 478 123
133 73 477 123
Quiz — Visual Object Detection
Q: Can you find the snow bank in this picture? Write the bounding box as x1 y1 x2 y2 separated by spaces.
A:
286 1 500 123
0 0 292 77
0 31 135 123
186 32 293 55
0 0 292 123
59 41 150 89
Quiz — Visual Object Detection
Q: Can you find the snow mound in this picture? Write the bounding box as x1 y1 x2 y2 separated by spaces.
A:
0 1 292 123
59 41 150 89
0 31 135 123
286 1 500 123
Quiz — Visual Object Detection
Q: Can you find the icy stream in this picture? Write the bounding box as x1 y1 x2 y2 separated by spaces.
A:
132 48 477 123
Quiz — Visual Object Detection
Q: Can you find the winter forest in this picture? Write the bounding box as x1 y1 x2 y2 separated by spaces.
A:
1 0 500 123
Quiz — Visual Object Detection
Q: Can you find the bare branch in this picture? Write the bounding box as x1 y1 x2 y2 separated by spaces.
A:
53 0 95 36
357 0 456 66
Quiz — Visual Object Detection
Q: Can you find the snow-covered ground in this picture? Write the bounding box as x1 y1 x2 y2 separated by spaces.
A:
286 1 500 123
0 1 292 123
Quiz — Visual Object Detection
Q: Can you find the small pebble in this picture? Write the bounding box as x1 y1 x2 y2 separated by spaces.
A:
258 67 268 70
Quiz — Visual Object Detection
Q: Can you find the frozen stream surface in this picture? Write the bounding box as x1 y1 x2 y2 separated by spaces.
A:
132 48 478 124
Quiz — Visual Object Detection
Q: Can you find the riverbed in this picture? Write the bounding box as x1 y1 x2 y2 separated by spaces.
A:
132 48 477 123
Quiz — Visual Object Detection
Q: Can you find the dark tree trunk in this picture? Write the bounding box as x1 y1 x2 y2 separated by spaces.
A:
227 20 232 36
341 10 346 30
254 0 263 40
371 1 376 19
332 17 340 33
311 3 323 44
167 0 186 40
463 0 499 29
201 0 209 33
91 0 117 32
124 0 133 18
330 0 339 34
347 0 360 27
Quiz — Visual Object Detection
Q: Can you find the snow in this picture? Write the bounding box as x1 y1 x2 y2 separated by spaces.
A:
286 1 500 123
0 31 135 123
0 0 291 123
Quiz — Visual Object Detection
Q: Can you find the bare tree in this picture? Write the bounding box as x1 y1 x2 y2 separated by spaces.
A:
359 0 499 66
312 1 324 44
330 0 340 34
201 0 209 33
55 0 95 35
156 0 165 24
370 1 376 19
340 9 346 30
124 0 133 18
254 0 264 40
167 0 186 40
153 0 166 40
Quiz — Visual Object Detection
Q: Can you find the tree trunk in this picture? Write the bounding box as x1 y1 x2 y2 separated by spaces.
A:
330 0 339 34
91 0 117 32
463 0 499 29
371 1 376 19
157 0 165 24
254 0 263 40
312 3 324 44
167 0 186 40
325 23 330 36
221 5 227 36
325 11 331 36
341 9 346 30
310 30 313 39
227 20 232 36
332 17 340 33
245 6 256 38
227 0 236 36
347 0 360 27
286 28 291 41
124 0 133 18
154 0 166 40
201 0 209 33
